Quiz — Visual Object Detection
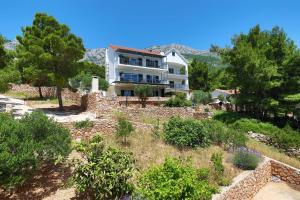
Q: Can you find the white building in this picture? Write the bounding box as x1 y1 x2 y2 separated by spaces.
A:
105 45 189 97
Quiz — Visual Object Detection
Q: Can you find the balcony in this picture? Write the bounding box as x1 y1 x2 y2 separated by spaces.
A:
120 57 143 66
118 56 166 70
168 83 189 90
117 74 168 85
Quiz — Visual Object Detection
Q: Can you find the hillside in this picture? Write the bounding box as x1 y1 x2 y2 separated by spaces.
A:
4 40 225 68
146 43 226 68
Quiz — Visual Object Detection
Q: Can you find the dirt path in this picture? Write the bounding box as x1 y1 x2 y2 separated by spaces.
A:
253 182 300 200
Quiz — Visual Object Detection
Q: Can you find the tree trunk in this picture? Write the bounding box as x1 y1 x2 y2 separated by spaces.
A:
56 85 64 111
38 86 44 99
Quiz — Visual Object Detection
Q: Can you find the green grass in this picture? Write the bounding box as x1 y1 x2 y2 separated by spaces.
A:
3 90 37 99
247 139 300 169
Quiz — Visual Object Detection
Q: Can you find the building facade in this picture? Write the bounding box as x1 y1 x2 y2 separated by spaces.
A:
105 45 189 97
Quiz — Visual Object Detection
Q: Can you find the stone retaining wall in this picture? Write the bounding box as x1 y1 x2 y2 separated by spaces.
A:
9 84 81 104
271 160 300 185
213 157 300 200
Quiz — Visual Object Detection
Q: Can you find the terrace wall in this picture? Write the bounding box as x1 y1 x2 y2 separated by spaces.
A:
213 157 300 200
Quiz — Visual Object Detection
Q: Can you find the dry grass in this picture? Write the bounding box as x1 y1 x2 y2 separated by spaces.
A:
99 127 241 182
247 139 300 169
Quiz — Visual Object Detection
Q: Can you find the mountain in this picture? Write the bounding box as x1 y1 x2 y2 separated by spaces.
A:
83 48 106 65
4 41 225 68
146 43 210 55
4 40 19 51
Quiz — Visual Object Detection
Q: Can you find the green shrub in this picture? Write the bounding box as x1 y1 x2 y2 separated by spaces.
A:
211 153 224 177
116 117 134 143
232 118 300 150
202 119 247 149
137 157 218 200
163 117 210 148
0 111 71 189
164 95 192 107
197 167 210 181
233 147 260 170
74 119 94 129
73 135 135 199
192 90 212 105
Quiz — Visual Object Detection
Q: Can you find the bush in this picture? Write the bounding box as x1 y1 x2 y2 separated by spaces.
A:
73 135 135 199
164 94 192 107
74 119 94 129
211 153 224 177
116 117 134 144
163 117 210 148
134 84 152 108
233 147 261 170
0 111 71 189
197 168 210 181
192 90 212 105
202 119 247 149
231 118 300 151
137 157 218 200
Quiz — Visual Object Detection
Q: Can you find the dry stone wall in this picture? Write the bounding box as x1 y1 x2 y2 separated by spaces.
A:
9 84 82 104
271 160 300 185
213 157 300 200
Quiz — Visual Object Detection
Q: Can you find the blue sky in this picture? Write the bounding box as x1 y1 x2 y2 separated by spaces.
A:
1 0 300 50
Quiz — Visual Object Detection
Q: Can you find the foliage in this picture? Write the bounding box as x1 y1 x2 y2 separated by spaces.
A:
217 94 225 102
0 65 21 92
233 147 260 170
134 84 152 108
16 13 85 110
74 119 94 129
0 35 7 68
202 119 247 149
197 168 210 181
136 157 218 200
0 111 71 189
69 62 108 91
116 117 134 144
210 153 224 177
188 60 209 91
221 25 300 120
164 93 192 107
151 118 160 139
73 135 135 199
192 90 212 105
0 36 21 92
232 118 300 150
163 117 210 148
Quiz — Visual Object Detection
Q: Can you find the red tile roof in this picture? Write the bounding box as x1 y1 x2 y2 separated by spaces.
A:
110 45 163 57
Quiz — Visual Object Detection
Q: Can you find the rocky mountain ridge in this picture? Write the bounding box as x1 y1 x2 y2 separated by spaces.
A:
4 40 220 66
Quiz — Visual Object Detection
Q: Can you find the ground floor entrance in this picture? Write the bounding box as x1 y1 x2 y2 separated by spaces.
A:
112 82 167 97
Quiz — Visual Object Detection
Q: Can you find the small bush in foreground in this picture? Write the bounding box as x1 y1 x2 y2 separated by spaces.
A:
74 119 94 129
137 157 218 200
163 116 210 148
0 111 71 189
116 116 134 144
73 135 135 199
233 147 261 170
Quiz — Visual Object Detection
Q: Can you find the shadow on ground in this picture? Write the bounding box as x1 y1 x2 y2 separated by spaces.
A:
0 162 73 200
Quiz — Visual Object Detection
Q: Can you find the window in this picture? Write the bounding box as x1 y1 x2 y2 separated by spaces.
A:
169 68 174 74
182 80 185 85
169 81 174 88
138 74 143 82
172 51 175 56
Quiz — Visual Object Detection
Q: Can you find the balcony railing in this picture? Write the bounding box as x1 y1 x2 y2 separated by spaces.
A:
169 84 189 90
120 57 143 66
119 56 165 69
118 76 168 84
